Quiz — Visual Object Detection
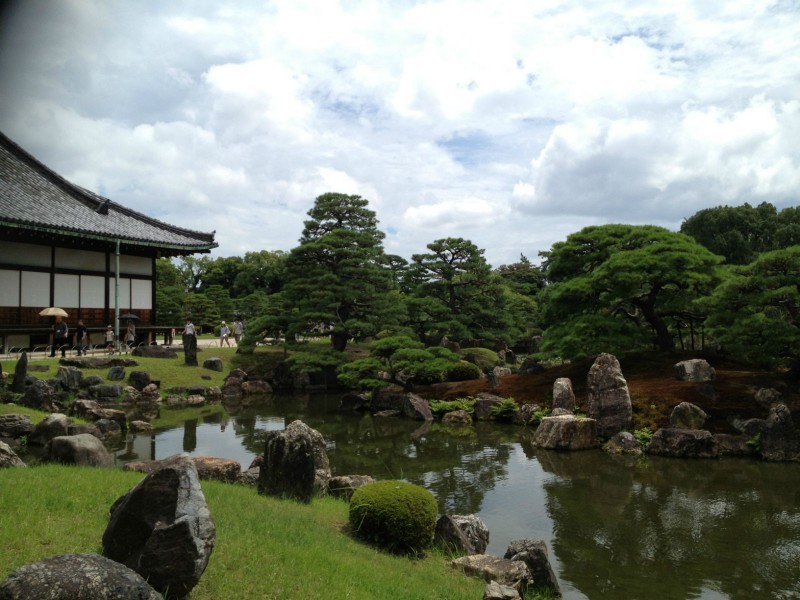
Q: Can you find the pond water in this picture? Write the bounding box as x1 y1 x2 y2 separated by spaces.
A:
113 394 800 600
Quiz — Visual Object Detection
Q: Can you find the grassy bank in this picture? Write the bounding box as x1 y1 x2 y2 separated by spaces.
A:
0 465 484 599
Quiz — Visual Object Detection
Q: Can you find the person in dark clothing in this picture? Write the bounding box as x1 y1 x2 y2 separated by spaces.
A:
50 316 68 358
76 319 88 356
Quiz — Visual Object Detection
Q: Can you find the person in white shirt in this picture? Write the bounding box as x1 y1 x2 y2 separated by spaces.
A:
219 321 231 347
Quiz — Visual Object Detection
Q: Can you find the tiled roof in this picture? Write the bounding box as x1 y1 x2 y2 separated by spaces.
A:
0 131 217 255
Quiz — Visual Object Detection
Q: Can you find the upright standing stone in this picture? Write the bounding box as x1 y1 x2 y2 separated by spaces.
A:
552 377 575 412
587 353 632 438
11 351 27 393
183 335 198 366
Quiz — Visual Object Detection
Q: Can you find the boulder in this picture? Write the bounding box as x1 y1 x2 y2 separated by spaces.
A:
55 366 82 391
132 346 178 359
120 386 142 403
42 433 114 467
402 393 433 421
435 515 478 555
587 353 632 438
475 393 503 420
449 514 490 554
669 402 708 430
760 403 800 461
327 474 375 501
226 368 248 381
603 431 643 456
514 403 537 426
483 581 522 600
0 414 33 439
206 386 222 400
550 407 573 417
11 351 27 393
203 357 223 372
192 456 241 483
0 553 163 600
70 398 102 418
647 428 719 458
22 379 54 410
89 383 123 401
552 377 575 412
755 387 783 410
517 357 545 375
714 433 757 456
443 410 473 426
0 440 27 468
241 380 272 395
28 413 71 446
534 415 599 450
103 454 216 598
674 359 716 382
183 334 198 366
94 419 123 438
238 467 260 487
108 365 126 381
339 393 371 411
129 420 153 433
80 375 104 388
221 379 243 399
259 420 331 502
128 371 152 391
370 387 406 413
504 539 561 597
68 423 103 439
450 555 533 596
140 383 162 403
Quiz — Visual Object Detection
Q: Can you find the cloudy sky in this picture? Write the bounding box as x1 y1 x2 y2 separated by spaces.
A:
1 1 798 267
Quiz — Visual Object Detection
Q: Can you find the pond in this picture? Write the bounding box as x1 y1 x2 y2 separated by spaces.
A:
114 394 800 600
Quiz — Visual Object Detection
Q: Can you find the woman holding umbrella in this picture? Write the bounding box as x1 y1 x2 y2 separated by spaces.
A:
50 316 69 357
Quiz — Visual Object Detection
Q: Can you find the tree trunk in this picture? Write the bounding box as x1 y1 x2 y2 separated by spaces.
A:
638 298 675 351
331 330 349 352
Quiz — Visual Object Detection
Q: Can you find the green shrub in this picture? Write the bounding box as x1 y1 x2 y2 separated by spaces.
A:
529 406 552 425
633 428 654 450
429 397 477 418
445 361 482 382
460 347 500 371
490 397 519 421
349 480 438 555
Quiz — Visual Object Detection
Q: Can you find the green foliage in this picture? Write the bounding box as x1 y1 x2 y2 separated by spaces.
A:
540 224 722 358
182 292 221 330
282 193 403 351
633 428 654 450
460 347 500 371
445 360 482 381
705 246 800 368
746 432 762 452
529 406 552 425
490 397 519 421
338 357 387 391
428 397 476 418
155 285 184 326
349 480 438 555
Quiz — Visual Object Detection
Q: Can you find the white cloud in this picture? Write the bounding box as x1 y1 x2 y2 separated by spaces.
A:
1 0 798 267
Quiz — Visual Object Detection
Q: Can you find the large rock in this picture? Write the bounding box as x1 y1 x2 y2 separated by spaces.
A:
534 415 598 450
714 433 757 457
435 515 478 555
22 379 54 410
55 366 82 391
754 387 782 409
339 393 371 411
402 393 433 420
108 366 126 381
203 357 223 372
0 553 163 600
647 428 719 458
11 351 27 393
102 453 216 598
474 393 503 420
90 383 123 401
603 431 643 456
0 440 27 468
483 581 522 600
125 456 241 483
259 420 331 502
504 539 561 597
674 359 716 382
128 371 152 391
443 410 473 426
552 377 575 411
669 402 708 430
449 514 490 554
28 413 71 446
241 380 273 395
0 414 33 439
327 474 375 501
587 353 632 438
517 357 545 375
450 555 533 596
132 346 178 359
183 334 198 366
760 403 800 461
42 433 114 467
370 387 406 413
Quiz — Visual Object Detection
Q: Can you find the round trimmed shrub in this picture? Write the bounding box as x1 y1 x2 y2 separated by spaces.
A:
349 480 438 555
446 360 482 382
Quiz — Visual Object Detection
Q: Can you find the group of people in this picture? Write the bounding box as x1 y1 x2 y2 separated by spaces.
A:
48 317 137 357
48 315 245 358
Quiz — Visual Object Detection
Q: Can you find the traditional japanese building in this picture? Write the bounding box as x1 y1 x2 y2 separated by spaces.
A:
0 131 217 351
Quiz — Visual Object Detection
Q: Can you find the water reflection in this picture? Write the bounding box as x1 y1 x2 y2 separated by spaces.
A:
112 394 800 600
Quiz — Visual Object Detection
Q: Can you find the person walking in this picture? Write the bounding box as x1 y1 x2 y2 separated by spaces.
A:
50 316 69 358
104 325 115 354
219 321 231 347
76 319 88 356
232 318 244 345
125 320 136 348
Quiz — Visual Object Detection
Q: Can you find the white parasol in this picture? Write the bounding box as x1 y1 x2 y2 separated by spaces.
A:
39 307 68 317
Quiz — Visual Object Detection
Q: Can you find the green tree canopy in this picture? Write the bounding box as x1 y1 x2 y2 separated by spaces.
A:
705 246 800 370
282 192 402 351
539 224 722 357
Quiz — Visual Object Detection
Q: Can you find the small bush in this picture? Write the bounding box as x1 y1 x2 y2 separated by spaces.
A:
429 397 476 418
349 480 438 555
446 361 482 382
633 428 654 450
460 347 500 371
529 406 552 425
490 397 519 421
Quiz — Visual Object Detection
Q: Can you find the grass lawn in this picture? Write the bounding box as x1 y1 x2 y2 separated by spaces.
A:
0 466 486 600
